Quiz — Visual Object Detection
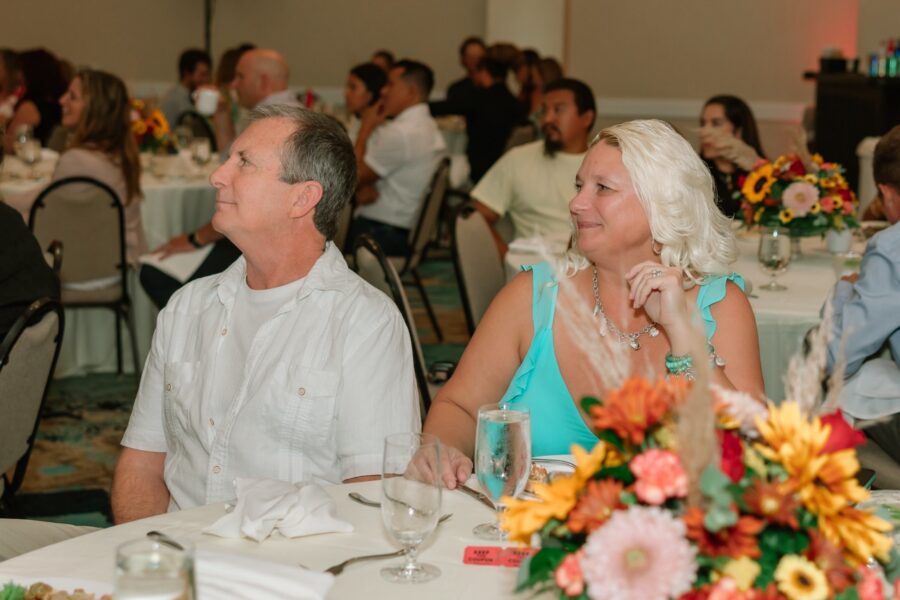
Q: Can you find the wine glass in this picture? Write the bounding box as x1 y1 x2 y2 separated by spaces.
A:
190 138 211 167
473 404 531 540
174 125 194 150
758 226 792 291
381 432 442 584
115 537 195 599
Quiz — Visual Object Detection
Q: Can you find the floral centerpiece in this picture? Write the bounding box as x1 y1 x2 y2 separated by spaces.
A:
739 154 859 237
130 99 175 154
501 375 899 600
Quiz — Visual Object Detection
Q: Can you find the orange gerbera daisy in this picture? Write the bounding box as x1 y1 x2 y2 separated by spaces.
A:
567 479 624 534
591 377 689 446
683 507 764 559
743 479 800 529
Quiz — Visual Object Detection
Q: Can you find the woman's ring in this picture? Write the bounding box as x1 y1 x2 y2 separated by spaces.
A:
651 269 662 278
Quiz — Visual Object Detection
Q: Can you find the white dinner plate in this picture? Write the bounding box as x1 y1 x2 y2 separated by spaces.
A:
2 576 112 597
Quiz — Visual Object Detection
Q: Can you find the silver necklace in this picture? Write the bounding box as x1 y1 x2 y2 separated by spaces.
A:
591 266 659 351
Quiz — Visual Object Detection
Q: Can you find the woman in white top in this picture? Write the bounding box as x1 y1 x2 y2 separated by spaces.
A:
4 68 147 265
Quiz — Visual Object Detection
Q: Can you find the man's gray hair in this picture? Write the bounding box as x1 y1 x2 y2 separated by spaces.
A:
249 104 357 240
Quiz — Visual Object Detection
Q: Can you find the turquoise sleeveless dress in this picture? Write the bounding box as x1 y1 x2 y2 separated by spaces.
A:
500 263 744 457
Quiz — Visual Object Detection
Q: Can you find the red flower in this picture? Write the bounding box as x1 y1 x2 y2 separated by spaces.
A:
784 158 807 178
820 411 866 454
719 429 745 483
806 530 854 593
554 551 585 597
763 197 778 207
857 563 885 600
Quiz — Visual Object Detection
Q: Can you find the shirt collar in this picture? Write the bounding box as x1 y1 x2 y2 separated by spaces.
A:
257 89 299 107
392 102 430 124
214 242 351 308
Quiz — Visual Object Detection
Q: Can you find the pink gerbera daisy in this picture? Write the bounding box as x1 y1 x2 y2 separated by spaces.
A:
581 506 697 600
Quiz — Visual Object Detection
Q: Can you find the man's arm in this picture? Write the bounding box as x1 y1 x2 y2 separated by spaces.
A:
472 200 508 256
111 448 169 524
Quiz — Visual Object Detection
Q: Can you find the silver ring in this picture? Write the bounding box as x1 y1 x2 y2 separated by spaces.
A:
651 269 662 278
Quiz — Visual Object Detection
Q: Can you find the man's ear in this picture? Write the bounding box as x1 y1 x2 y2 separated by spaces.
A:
289 180 324 219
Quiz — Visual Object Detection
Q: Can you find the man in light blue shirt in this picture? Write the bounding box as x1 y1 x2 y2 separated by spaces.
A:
825 125 900 469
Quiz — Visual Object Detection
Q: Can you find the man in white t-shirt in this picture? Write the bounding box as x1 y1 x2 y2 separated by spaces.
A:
348 59 447 255
471 78 596 255
111 105 419 523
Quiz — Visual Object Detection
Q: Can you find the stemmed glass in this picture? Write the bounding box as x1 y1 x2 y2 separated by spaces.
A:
473 404 531 540
115 537 195 599
174 125 194 151
380 432 442 584
758 226 792 291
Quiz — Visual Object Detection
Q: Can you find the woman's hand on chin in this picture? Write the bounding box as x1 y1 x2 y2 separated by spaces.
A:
624 261 690 330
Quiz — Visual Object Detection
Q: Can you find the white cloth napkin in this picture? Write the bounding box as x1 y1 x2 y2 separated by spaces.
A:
195 549 334 600
138 246 213 283
204 478 353 542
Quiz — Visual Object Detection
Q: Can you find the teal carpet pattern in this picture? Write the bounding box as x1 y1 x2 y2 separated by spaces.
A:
17 257 468 527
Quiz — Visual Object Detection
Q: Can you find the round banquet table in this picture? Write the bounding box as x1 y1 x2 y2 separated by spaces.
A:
504 232 864 402
0 480 538 600
0 170 217 377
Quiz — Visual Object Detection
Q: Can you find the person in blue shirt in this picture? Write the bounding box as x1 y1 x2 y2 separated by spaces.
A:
424 119 765 488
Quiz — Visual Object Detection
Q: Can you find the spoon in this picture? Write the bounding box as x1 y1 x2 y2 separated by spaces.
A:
347 492 453 524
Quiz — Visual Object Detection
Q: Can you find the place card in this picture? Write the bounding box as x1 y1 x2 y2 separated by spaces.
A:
462 546 537 567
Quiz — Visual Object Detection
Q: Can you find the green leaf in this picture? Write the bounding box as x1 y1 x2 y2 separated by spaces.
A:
595 430 625 453
0 583 26 600
704 504 738 531
834 588 861 600
881 546 900 582
619 491 637 505
580 396 601 412
515 548 566 592
597 464 634 485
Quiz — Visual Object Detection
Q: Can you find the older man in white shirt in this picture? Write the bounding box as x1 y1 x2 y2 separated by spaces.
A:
112 105 419 522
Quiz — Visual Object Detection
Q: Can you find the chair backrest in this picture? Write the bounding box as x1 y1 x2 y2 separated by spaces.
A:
453 204 506 334
44 240 63 276
0 298 64 495
177 111 218 152
400 157 451 271
30 176 126 290
353 235 431 417
505 123 537 151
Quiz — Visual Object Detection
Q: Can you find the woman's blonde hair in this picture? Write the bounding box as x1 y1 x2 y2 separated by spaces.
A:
568 119 736 283
68 68 142 204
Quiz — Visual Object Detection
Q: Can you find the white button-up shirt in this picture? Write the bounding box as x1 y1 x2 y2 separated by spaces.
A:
122 243 420 510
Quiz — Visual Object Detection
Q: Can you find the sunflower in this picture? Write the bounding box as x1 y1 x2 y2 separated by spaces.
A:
779 208 794 224
501 442 609 544
774 555 828 600
817 506 892 565
809 202 821 215
742 163 776 203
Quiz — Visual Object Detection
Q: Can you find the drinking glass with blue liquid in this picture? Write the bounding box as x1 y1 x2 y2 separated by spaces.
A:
472 404 531 540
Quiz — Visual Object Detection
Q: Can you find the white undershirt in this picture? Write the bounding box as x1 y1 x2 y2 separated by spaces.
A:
209 276 306 438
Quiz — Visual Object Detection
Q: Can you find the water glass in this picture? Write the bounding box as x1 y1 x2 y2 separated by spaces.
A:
381 432 442 584
473 404 531 540
115 537 195 599
173 125 194 150
757 226 792 291
190 138 211 167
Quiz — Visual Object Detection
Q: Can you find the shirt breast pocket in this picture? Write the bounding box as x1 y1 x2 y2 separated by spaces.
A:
276 365 340 450
163 361 199 436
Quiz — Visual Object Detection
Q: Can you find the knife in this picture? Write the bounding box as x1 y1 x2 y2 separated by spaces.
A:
458 484 496 510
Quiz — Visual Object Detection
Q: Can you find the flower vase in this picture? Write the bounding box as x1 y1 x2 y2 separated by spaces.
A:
826 228 853 255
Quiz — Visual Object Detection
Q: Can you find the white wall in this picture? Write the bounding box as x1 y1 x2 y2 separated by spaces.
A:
485 0 565 60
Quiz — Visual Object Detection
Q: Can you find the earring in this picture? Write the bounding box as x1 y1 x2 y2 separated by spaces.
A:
651 240 663 255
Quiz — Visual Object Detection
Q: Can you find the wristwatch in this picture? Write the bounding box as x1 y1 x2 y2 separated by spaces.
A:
187 232 203 248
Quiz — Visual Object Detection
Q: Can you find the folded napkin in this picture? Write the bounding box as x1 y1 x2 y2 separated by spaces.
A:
139 246 213 283
195 549 334 600
204 478 353 542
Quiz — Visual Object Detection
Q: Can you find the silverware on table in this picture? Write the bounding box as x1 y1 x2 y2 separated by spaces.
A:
347 492 453 524
324 549 407 575
146 530 185 551
457 484 496 510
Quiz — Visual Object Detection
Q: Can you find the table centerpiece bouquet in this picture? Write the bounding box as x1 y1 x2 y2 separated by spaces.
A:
130 99 175 154
738 154 859 253
501 319 898 600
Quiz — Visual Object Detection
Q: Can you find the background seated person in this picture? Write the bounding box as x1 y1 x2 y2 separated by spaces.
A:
160 48 212 128
471 78 595 255
825 125 900 465
112 106 419 523
1 48 66 154
424 119 765 487
343 62 386 143
347 59 447 255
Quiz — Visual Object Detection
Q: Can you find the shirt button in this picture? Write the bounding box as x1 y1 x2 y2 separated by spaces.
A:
297 387 306 397
221 327 228 336
209 418 215 427
212 465 221 474
165 383 172 391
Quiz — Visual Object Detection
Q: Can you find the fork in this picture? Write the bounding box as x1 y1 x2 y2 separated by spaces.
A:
324 549 407 575
347 492 453 524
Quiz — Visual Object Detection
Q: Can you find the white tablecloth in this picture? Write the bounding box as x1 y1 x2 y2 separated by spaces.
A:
1 172 217 376
0 480 532 600
505 233 861 401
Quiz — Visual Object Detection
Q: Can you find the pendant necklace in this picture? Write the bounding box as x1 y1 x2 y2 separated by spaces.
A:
591 266 659 351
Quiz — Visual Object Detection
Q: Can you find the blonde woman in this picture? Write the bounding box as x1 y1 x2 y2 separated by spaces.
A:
424 119 764 486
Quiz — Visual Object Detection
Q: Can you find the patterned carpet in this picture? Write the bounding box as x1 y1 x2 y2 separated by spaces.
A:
15 256 469 527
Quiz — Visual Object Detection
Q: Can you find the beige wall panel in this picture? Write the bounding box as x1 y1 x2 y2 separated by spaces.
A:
858 0 900 62
568 0 859 104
